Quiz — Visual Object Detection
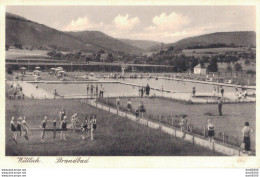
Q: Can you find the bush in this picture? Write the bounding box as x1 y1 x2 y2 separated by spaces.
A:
7 67 13 74
234 63 242 71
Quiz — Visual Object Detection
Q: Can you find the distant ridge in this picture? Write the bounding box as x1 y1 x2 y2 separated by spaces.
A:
147 31 256 52
67 31 143 54
118 38 161 50
6 12 256 55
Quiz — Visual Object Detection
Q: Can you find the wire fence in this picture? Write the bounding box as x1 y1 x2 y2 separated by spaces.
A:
96 96 255 151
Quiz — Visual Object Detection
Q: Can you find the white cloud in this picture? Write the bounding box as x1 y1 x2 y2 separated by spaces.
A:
113 14 139 31
146 12 190 32
63 16 103 31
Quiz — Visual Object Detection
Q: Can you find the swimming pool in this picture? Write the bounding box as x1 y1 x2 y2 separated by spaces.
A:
38 83 144 97
37 77 254 100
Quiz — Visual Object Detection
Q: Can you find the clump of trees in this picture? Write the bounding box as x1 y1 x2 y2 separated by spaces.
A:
234 63 242 71
207 58 218 72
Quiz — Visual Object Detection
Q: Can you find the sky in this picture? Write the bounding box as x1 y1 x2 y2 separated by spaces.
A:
6 6 256 43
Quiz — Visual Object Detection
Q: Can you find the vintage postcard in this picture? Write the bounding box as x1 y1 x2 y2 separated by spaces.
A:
0 0 259 169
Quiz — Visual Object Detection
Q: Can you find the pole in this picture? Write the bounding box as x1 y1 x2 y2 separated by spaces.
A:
223 131 225 143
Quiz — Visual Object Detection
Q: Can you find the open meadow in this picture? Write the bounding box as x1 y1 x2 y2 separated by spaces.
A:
5 99 221 156
104 97 255 149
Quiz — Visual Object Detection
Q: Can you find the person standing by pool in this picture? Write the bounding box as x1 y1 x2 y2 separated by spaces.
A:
192 87 196 97
140 87 144 98
22 117 29 140
10 117 17 143
60 116 68 140
100 84 104 98
218 97 223 116
40 116 48 142
59 107 66 121
116 97 121 112
207 119 215 143
96 84 99 95
86 84 89 94
242 122 253 155
220 86 224 97
90 84 94 94
145 84 150 96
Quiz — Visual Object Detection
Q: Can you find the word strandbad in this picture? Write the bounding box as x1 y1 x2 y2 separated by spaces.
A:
56 157 90 164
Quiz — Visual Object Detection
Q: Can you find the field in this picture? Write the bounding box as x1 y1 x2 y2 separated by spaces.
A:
6 49 50 59
5 99 220 156
183 47 247 53
105 97 255 149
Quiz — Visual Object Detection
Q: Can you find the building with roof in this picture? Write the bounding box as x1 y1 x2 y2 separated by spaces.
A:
194 64 207 75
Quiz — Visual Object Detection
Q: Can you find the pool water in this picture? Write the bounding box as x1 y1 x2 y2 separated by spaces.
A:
38 83 143 97
97 78 254 94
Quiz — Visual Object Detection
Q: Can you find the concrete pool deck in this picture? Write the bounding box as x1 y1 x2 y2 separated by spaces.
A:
6 80 256 103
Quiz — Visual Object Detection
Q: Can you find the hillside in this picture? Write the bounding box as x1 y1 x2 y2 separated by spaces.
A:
147 31 256 52
118 38 161 50
6 12 143 54
67 31 143 54
6 12 102 52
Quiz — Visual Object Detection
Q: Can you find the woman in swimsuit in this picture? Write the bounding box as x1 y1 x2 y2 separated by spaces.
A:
22 117 29 140
10 117 17 143
207 119 215 143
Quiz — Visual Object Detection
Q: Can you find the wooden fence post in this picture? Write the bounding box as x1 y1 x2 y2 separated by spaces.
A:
223 131 225 143
204 126 206 137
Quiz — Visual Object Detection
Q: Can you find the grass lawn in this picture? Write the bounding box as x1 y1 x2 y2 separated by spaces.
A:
106 97 255 149
5 99 221 156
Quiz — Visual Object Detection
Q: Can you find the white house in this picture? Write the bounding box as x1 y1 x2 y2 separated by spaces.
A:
194 64 207 75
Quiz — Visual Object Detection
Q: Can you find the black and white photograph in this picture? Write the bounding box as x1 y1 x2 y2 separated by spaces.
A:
5 5 256 157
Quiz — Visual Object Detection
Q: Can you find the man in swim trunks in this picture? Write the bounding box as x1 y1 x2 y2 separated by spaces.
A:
242 122 253 155
140 87 144 98
218 97 223 116
90 84 94 94
60 116 68 140
138 101 146 117
40 116 48 142
127 99 132 113
192 87 196 97
86 84 89 94
220 87 224 97
96 84 98 95
145 84 150 96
